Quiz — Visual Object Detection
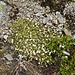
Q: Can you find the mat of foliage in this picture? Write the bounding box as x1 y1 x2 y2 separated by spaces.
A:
8 19 75 75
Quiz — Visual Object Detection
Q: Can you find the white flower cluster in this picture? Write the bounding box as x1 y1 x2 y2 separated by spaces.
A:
9 19 74 65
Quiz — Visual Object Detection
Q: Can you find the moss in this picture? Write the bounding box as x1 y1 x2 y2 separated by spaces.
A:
60 51 75 75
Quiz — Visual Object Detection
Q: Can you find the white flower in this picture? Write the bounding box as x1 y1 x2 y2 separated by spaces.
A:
38 62 40 64
41 53 44 55
33 44 36 47
35 57 38 60
59 32 62 34
62 45 65 48
49 52 51 55
45 51 47 53
47 60 49 63
33 51 36 55
42 48 45 52
36 50 41 53
65 56 68 58
45 25 47 27
11 39 14 43
18 54 23 61
24 41 27 44
53 50 56 52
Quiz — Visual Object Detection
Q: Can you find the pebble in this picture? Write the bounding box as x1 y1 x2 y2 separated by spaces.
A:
4 54 13 61
3 35 8 40
62 51 70 56
56 11 66 24
62 28 72 36
72 35 75 39
42 18 48 24
35 12 42 16
52 19 58 25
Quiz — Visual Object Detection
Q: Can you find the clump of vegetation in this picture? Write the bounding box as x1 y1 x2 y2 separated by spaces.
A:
8 19 55 63
60 51 75 75
45 35 75 75
8 19 75 74
45 35 74 62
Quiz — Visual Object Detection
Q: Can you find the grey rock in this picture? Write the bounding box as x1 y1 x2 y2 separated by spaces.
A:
39 18 43 23
34 8 39 14
45 6 50 13
3 35 8 40
27 13 30 17
35 12 42 17
72 35 75 39
34 5 42 13
47 22 52 26
56 11 66 24
63 3 75 16
42 18 48 24
4 54 13 61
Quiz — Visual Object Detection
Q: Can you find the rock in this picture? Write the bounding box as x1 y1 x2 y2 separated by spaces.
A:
72 35 75 39
0 1 6 6
3 35 8 40
45 6 50 13
63 3 75 16
47 14 52 20
52 19 58 25
34 8 39 14
56 11 66 24
62 51 70 56
35 12 42 17
39 18 43 23
42 18 47 24
47 22 52 26
4 54 13 61
27 13 30 17
62 28 72 36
